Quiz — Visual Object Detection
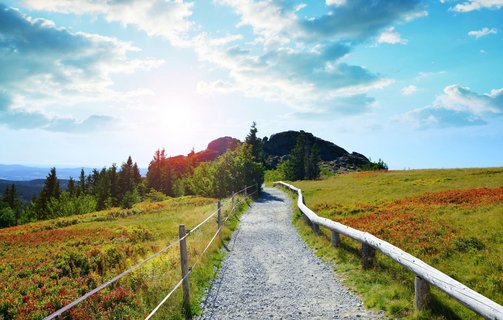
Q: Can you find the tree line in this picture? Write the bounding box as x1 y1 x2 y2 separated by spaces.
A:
0 156 143 227
0 123 267 228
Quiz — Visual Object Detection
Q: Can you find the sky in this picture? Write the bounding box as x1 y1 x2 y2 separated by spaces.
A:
0 0 502 170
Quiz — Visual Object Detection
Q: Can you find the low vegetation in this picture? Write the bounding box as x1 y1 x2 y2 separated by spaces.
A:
0 194 251 319
283 168 503 319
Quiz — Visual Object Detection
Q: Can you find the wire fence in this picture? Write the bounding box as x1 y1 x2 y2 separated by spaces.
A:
43 184 259 320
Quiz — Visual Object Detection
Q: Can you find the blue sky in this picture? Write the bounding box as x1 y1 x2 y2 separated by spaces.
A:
0 0 502 169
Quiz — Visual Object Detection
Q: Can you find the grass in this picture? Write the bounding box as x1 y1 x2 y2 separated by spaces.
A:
279 168 503 320
0 194 251 320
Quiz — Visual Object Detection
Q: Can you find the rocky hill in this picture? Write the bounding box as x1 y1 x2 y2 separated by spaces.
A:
262 130 371 172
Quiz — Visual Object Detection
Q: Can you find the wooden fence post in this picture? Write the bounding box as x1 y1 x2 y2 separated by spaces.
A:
217 201 222 242
231 192 235 213
362 242 375 270
312 223 321 235
415 276 430 310
244 186 248 197
178 225 191 318
331 230 341 247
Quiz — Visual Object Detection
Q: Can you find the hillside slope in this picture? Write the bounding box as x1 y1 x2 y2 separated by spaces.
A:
0 195 248 319
288 168 503 319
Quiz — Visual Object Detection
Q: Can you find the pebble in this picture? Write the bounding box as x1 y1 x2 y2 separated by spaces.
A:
197 188 384 320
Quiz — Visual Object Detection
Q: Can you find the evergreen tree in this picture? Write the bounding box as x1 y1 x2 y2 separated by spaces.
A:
67 177 76 196
305 144 321 180
245 121 264 163
34 167 61 220
285 133 306 180
109 164 119 206
78 169 86 195
3 184 22 224
133 162 142 185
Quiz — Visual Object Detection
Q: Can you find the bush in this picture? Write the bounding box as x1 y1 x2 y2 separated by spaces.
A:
121 189 140 209
0 207 16 228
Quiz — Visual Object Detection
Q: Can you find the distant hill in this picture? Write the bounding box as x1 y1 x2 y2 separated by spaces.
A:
0 164 147 181
0 179 69 202
195 136 241 162
262 130 371 171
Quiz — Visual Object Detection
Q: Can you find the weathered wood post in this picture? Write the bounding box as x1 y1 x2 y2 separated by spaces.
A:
217 200 222 242
244 185 248 197
415 276 430 310
231 192 235 213
312 223 321 235
178 225 191 318
331 230 341 247
362 242 375 270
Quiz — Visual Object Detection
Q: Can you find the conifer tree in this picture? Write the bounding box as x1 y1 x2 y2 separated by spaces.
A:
67 177 76 196
305 144 321 180
245 121 264 163
3 184 22 224
35 167 61 220
78 169 86 195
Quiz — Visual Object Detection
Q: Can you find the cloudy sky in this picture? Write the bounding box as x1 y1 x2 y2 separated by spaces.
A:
0 0 502 169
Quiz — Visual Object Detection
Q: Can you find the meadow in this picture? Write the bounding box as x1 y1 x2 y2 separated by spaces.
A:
285 168 503 319
0 194 249 320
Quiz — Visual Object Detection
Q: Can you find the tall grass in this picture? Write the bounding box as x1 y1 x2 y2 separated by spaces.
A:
0 194 251 319
282 168 503 320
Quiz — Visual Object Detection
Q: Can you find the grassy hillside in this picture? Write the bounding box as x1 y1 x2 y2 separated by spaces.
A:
0 195 249 320
285 168 503 319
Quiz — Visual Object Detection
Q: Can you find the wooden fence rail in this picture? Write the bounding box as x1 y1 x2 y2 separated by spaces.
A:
274 181 503 320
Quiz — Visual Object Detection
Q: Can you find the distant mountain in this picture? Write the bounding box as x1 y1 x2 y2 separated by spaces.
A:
0 179 70 202
0 164 147 181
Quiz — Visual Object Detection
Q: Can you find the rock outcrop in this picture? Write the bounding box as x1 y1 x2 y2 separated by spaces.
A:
262 130 371 171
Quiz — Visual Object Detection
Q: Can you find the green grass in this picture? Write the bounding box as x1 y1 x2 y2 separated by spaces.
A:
279 168 503 320
0 194 251 320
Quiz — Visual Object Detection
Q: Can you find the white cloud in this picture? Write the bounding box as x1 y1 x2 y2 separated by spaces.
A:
435 85 503 114
377 28 408 45
452 0 503 12
22 0 194 46
402 85 418 95
395 85 503 128
468 27 497 38
0 5 162 131
294 3 307 12
326 0 347 6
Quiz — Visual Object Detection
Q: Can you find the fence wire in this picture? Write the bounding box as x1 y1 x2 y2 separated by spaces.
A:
44 184 258 320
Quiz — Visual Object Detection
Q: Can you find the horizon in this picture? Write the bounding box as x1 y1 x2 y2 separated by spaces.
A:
1 1 502 170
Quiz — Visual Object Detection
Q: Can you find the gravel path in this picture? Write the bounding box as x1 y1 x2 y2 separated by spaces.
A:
198 187 384 320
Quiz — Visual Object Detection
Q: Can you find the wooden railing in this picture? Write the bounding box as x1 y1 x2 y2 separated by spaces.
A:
274 181 503 320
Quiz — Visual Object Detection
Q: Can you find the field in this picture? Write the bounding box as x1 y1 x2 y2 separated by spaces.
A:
285 168 503 319
0 195 249 320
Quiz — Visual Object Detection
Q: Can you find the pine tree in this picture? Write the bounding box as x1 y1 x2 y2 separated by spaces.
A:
78 169 86 195
305 144 321 180
35 167 61 220
109 164 119 206
3 184 22 224
285 133 306 180
245 121 264 163
67 177 76 196
133 162 142 185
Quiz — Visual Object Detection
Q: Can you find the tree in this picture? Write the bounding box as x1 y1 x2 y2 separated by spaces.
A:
67 177 76 196
0 207 16 228
305 144 321 180
34 167 61 220
3 184 22 224
285 133 307 180
78 169 86 195
245 121 264 163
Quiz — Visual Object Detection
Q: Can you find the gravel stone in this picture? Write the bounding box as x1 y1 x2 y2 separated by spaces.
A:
198 187 384 320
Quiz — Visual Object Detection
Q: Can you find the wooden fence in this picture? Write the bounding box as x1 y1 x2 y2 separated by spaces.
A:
274 181 503 320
